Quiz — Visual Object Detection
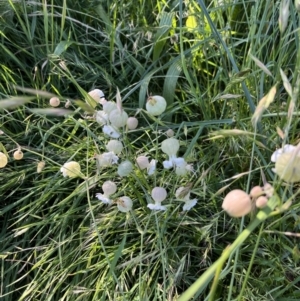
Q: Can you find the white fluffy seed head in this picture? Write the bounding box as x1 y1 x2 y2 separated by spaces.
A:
106 140 123 155
222 189 252 218
151 187 167 203
102 181 117 196
49 97 60 107
127 117 138 130
146 95 167 116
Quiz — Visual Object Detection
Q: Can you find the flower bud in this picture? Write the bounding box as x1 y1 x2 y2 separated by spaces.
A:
127 117 138 130
146 95 167 116
49 97 60 107
222 189 252 217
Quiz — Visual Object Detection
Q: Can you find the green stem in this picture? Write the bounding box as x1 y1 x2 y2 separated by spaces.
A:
178 195 279 301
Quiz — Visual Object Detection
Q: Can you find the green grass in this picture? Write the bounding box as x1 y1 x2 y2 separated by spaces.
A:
1 0 300 300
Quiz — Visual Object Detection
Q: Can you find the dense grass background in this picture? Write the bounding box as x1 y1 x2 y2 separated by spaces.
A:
1 0 300 300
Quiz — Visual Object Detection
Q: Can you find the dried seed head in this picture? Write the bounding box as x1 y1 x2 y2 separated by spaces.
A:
37 161 45 173
13 150 23 160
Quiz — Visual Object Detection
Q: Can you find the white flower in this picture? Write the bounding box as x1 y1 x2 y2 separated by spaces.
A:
163 156 186 169
117 196 133 212
95 110 109 125
96 152 119 167
96 181 117 205
271 144 296 162
102 125 120 138
161 138 185 170
60 161 81 178
147 159 157 175
175 186 198 211
147 187 167 211
183 199 198 211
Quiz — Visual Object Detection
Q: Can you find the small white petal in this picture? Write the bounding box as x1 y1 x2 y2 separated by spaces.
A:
163 160 173 169
173 157 186 167
182 199 198 211
102 125 120 138
95 193 112 204
147 203 166 211
147 159 157 175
